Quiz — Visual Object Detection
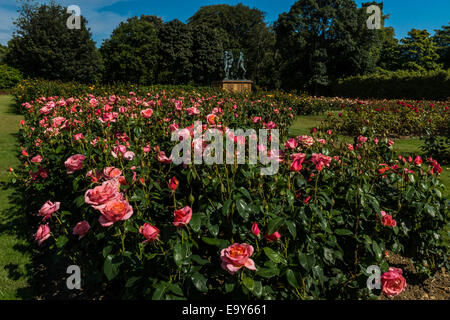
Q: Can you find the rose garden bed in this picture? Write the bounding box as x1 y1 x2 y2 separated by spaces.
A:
7 86 449 299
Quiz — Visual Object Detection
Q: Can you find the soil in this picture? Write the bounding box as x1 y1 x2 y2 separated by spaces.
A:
379 253 450 300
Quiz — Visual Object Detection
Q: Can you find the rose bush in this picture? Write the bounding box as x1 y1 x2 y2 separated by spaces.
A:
10 86 448 300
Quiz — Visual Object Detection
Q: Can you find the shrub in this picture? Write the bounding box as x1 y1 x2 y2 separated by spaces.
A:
10 88 448 300
333 69 450 101
322 99 449 137
0 64 22 89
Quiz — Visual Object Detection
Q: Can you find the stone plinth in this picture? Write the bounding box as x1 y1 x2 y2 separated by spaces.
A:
212 80 253 93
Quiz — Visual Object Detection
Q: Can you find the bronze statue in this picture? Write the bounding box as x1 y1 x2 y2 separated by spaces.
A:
223 51 234 80
237 52 246 80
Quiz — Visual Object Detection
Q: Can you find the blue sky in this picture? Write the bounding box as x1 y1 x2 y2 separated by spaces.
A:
0 0 449 46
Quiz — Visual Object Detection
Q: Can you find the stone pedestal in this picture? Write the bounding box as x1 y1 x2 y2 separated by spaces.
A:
212 80 253 93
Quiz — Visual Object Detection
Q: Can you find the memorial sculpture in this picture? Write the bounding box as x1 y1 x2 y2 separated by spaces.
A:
214 50 252 92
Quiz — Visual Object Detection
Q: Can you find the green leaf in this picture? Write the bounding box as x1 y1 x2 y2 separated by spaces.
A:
125 276 141 288
298 253 315 272
237 187 252 200
323 247 335 265
372 241 382 260
152 285 166 300
236 198 249 220
285 220 297 239
335 229 353 236
424 204 436 218
252 281 263 297
191 272 208 292
190 214 202 232
56 235 68 249
168 283 184 297
103 255 123 281
242 277 254 291
286 269 300 288
263 247 287 265
225 282 235 293
173 243 189 267
191 255 210 265
267 217 284 235
201 237 228 248
256 267 280 278
222 199 233 216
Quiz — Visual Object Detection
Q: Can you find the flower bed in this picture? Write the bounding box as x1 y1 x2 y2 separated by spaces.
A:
10 89 448 299
321 99 449 137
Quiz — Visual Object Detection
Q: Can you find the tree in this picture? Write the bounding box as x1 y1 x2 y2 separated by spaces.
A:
157 20 193 84
274 0 380 94
191 24 223 84
100 16 159 84
0 44 7 63
434 23 450 69
5 0 101 83
400 29 442 71
188 4 275 84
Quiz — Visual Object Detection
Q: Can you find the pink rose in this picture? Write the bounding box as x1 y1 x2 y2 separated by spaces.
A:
103 167 122 179
141 108 153 119
158 151 172 164
173 206 192 227
290 153 307 172
380 211 397 227
38 200 61 221
34 224 51 246
85 180 121 209
168 176 179 191
220 243 256 275
98 199 133 227
311 153 332 172
123 151 135 161
381 267 407 296
414 156 422 166
284 138 298 150
297 135 314 148
31 155 43 163
251 222 260 236
357 135 368 143
73 221 90 239
139 223 160 243
64 154 86 174
111 145 127 158
265 231 281 242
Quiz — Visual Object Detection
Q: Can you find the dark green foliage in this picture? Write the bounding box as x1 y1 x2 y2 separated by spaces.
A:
434 23 450 70
400 29 442 71
274 0 380 94
100 17 159 85
5 0 101 83
191 24 223 84
0 64 22 89
333 69 450 100
157 20 193 84
188 3 275 86
0 44 7 63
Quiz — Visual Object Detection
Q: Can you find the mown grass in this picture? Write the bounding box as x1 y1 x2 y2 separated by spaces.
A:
0 95 32 300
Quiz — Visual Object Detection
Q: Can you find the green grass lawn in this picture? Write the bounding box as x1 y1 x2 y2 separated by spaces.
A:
0 95 32 300
289 113 450 198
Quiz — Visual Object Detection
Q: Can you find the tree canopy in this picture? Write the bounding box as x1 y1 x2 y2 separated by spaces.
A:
6 0 101 83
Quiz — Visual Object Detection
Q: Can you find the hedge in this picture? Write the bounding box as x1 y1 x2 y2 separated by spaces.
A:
333 69 450 101
0 64 22 89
